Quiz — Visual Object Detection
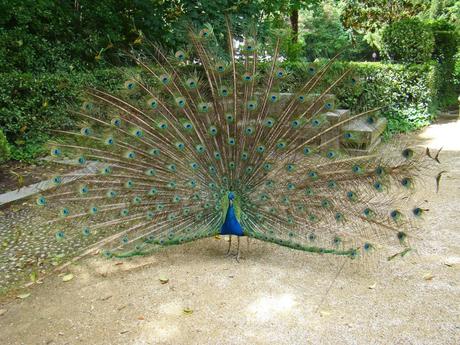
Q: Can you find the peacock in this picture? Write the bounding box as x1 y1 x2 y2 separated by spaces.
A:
37 21 432 263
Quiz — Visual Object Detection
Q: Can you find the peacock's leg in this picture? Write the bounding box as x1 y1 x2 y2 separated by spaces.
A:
226 235 232 255
236 236 241 262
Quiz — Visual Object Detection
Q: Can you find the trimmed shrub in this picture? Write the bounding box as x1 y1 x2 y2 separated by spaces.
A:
381 18 435 64
0 128 11 163
0 69 123 161
428 20 459 107
286 60 438 136
1 61 440 161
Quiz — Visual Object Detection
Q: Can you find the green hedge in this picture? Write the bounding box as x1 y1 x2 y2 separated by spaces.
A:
381 18 435 64
1 61 439 161
0 69 123 161
428 20 459 107
287 60 438 136
345 62 438 136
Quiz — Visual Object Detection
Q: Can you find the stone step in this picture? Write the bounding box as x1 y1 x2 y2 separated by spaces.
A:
340 116 387 154
320 109 351 149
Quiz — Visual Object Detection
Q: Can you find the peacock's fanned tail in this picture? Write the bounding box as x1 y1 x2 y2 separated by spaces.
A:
38 23 430 260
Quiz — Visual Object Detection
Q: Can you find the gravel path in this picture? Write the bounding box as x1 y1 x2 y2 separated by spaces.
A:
0 119 459 345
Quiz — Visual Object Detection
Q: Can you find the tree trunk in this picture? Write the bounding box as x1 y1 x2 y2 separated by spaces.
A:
290 9 299 43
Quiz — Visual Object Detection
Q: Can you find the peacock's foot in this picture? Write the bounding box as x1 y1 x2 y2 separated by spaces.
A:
224 250 243 262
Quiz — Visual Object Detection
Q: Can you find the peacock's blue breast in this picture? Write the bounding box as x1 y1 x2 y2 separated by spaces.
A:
220 204 244 236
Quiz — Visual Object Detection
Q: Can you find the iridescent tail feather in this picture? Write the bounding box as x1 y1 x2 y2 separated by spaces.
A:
36 21 432 261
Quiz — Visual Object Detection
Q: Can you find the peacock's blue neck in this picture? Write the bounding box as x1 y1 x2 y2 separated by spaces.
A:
220 194 244 236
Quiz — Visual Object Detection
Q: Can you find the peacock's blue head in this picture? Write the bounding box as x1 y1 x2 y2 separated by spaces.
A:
228 192 235 201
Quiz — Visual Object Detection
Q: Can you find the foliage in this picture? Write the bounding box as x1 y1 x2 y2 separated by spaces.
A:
341 0 428 34
0 0 453 161
260 0 321 42
429 19 458 61
429 0 460 25
335 62 438 135
381 18 435 64
0 0 272 73
2 61 439 162
427 19 459 107
286 60 438 135
0 69 123 161
302 1 373 61
0 0 186 72
0 127 11 163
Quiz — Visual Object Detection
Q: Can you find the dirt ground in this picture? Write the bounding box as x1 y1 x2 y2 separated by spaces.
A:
0 119 459 345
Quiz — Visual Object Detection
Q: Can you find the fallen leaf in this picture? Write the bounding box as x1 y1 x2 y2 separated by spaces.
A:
120 330 129 334
17 293 31 299
183 307 193 315
214 235 221 240
137 316 145 320
62 274 74 282
368 283 377 289
101 295 112 301
423 272 434 281
115 262 123 266
0 309 7 316
159 276 169 284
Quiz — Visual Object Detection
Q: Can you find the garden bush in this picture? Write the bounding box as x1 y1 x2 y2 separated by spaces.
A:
286 60 438 136
0 69 123 161
428 19 459 107
1 60 441 161
381 18 435 64
302 1 373 61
